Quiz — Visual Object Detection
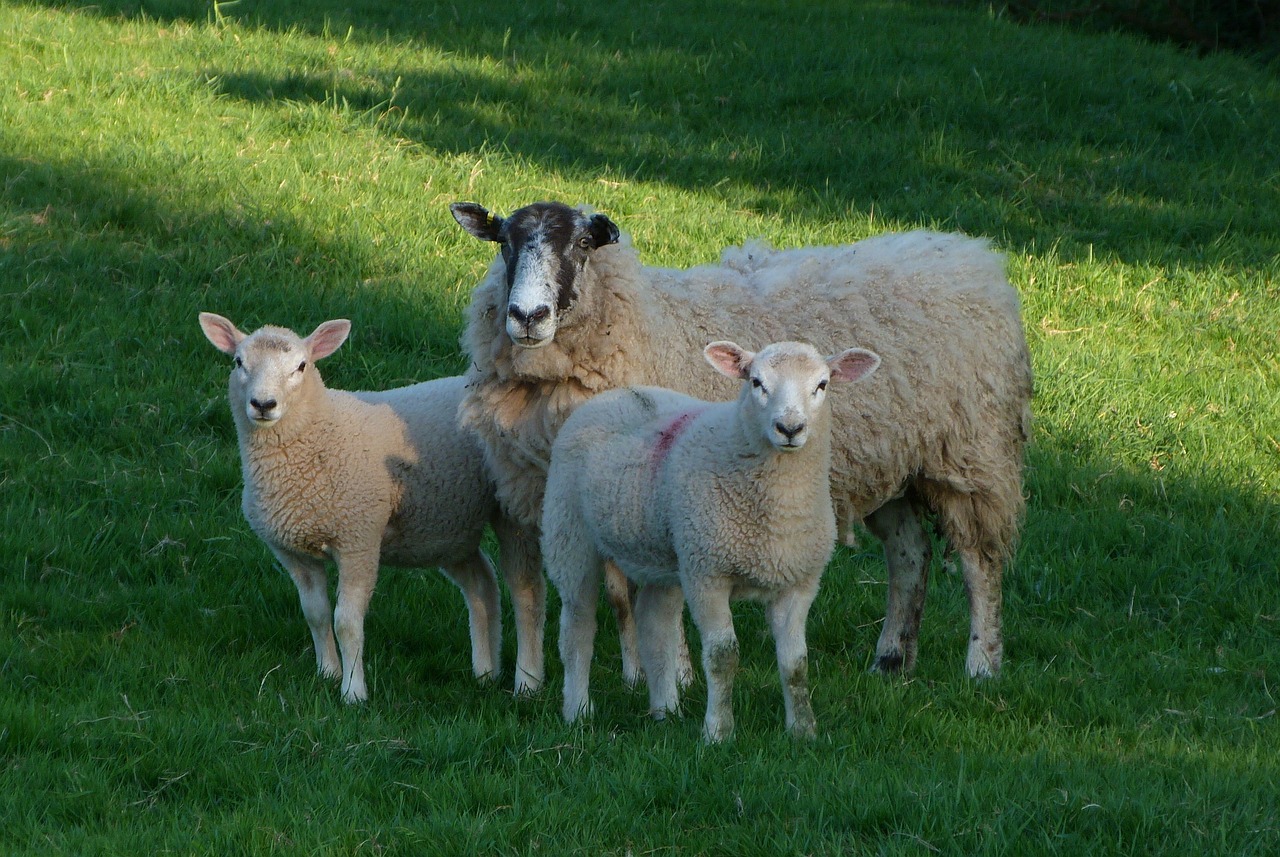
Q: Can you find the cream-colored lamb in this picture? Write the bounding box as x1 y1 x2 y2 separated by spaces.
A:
199 313 543 703
543 340 880 741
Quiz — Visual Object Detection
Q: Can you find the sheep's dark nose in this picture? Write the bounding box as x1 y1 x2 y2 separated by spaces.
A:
251 398 277 413
775 421 804 441
509 304 551 326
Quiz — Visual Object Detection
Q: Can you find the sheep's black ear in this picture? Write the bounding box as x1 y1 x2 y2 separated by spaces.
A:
586 213 620 248
451 202 504 242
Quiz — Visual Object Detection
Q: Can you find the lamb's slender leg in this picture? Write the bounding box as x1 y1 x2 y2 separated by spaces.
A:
958 547 1003 678
865 495 932 674
271 547 340 681
555 553 603 723
766 582 819 739
332 547 381 703
634 583 685 720
494 518 546 695
437 550 503 682
604 562 643 687
684 576 738 743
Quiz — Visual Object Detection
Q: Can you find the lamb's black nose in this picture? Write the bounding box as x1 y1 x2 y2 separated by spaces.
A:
775 421 804 440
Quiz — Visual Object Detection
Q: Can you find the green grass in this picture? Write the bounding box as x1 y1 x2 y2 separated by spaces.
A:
2 0 1277 853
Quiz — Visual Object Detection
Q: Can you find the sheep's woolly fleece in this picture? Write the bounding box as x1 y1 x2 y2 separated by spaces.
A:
460 221 1034 557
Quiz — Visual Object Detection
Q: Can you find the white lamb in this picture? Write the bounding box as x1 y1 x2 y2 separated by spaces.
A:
545 340 880 741
452 201 1033 685
198 312 544 703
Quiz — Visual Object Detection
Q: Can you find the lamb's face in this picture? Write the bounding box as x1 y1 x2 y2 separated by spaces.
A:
704 340 882 453
745 344 835 452
231 330 311 427
451 201 620 348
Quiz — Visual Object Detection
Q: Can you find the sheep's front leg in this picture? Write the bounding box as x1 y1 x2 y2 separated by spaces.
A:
438 550 503 682
271 547 340 681
684 577 738 743
332 547 381 704
634 583 685 720
766 583 820 739
865 496 931 674
495 518 547 694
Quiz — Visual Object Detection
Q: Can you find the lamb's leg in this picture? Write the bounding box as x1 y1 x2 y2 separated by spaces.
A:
555 554 603 723
271 547 340 681
604 562 642 687
634 583 685 720
684 577 738 743
332 547 381 704
766 582 819 739
865 495 932 675
437 550 503 683
494 518 547 695
958 547 1003 678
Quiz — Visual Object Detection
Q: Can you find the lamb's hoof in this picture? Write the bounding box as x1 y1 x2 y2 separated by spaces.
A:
788 718 817 741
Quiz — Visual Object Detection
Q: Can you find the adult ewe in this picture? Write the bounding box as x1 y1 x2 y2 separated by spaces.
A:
199 313 543 702
451 201 1034 680
545 340 880 741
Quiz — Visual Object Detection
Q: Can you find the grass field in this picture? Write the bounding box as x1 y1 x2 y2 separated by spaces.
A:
2 0 1277 853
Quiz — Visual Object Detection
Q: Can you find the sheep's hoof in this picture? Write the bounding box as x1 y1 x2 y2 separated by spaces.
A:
869 652 907 675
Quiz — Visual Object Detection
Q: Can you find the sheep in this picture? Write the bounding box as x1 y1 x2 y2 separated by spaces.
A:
450 201 1034 683
198 312 546 703
545 340 881 741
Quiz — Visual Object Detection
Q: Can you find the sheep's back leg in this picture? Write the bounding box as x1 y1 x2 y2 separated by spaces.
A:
633 583 685 720
271 547 340 681
683 576 738 743
765 582 820 739
921 482 1014 678
494 518 547 695
438 550 503 682
957 547 1003 678
332 547 381 703
865 495 932 675
604 562 642 686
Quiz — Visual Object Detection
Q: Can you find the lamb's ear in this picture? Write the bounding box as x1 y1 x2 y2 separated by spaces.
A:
306 319 352 361
585 213 620 248
828 348 881 384
451 202 503 242
199 312 245 356
704 341 753 380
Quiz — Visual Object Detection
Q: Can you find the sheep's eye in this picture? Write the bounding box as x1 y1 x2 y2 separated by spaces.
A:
816 379 828 393
751 378 763 390
577 235 592 250
297 361 307 373
233 356 243 369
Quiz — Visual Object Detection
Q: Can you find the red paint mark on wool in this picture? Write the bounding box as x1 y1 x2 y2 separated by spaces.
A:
650 411 699 472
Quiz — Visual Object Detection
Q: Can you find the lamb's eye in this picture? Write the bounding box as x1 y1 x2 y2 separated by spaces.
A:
234 356 243 369
751 378 761 388
297 361 307 373
816 379 828 393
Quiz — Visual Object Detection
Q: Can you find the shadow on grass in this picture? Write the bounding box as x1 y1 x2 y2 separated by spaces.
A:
22 0 1280 275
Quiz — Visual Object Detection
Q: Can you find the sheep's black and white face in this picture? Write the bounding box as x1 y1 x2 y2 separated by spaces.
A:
451 201 620 348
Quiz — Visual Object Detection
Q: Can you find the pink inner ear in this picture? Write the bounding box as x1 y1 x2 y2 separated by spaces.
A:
200 314 242 355
831 349 881 383
308 321 351 361
704 342 750 379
